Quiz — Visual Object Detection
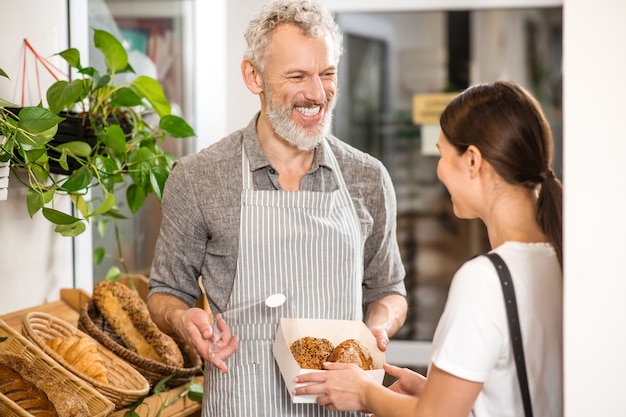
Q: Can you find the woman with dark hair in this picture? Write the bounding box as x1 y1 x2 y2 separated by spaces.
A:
295 81 563 417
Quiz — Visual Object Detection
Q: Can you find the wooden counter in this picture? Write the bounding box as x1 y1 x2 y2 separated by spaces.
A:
0 288 202 417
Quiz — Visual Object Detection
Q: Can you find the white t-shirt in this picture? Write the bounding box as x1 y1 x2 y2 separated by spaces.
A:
430 241 563 417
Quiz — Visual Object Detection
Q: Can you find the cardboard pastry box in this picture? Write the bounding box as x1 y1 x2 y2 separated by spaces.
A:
273 318 386 403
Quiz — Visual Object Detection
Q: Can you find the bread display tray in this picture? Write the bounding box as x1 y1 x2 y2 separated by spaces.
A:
22 311 150 409
78 299 203 387
0 318 115 417
273 318 386 403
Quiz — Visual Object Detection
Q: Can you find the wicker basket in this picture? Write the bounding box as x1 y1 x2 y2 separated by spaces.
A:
78 299 203 387
0 318 115 417
22 312 150 409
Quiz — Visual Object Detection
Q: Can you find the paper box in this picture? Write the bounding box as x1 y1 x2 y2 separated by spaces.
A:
273 318 386 403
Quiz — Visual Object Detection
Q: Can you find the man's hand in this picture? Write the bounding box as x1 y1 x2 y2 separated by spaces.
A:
177 310 239 373
147 293 238 373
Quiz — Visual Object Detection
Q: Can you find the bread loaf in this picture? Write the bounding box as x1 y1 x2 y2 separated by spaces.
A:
46 336 109 384
92 280 184 367
289 337 334 370
0 352 89 417
328 339 373 370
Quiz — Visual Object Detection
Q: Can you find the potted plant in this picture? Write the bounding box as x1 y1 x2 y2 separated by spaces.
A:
0 29 195 277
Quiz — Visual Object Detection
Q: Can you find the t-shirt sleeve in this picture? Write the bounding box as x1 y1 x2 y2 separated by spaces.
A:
430 257 507 382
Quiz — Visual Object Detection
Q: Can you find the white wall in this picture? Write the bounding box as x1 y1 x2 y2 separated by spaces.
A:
0 0 74 314
563 0 626 415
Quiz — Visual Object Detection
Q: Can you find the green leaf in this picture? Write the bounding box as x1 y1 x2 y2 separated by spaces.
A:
153 375 175 394
159 114 196 138
128 147 153 189
131 76 171 117
126 184 146 214
96 218 108 237
18 107 64 135
26 189 45 217
93 246 106 265
93 29 129 74
55 140 92 157
90 192 116 217
58 151 69 171
42 207 81 225
57 48 82 69
103 124 127 156
105 266 121 281
71 194 89 219
0 68 8 78
187 381 203 403
55 221 87 237
111 87 143 107
0 336 7 343
46 80 85 114
94 155 122 191
60 165 93 192
149 166 169 202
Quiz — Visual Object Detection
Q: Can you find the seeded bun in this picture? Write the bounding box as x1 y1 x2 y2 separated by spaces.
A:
328 339 373 370
290 337 334 370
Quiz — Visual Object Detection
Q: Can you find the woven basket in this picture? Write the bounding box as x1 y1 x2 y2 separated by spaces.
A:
22 312 150 409
78 299 203 387
0 318 115 417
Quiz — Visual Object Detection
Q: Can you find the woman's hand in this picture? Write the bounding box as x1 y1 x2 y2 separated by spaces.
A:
293 362 374 411
383 363 427 397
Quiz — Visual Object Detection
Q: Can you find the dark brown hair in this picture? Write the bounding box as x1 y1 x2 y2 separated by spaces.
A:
440 81 563 266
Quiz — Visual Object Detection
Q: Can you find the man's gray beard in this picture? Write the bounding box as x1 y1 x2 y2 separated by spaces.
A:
266 93 335 151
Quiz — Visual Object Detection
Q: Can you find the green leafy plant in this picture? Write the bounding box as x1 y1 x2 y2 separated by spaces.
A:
123 375 202 417
0 29 195 277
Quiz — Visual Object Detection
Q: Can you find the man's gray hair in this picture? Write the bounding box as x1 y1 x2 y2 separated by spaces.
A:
244 0 343 72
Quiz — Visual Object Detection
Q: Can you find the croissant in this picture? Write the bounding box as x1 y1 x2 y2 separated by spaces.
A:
46 336 109 384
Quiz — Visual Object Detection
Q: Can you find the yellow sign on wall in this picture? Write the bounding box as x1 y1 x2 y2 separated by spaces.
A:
412 92 458 125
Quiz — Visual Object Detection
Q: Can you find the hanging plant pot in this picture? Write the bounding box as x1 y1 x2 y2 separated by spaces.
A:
46 111 131 176
48 112 99 175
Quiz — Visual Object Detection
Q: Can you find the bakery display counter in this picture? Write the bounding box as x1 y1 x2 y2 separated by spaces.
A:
0 287 202 417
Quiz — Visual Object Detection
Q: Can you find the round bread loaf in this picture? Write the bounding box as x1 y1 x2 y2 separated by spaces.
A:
290 336 334 370
0 352 90 417
92 280 184 367
328 339 374 370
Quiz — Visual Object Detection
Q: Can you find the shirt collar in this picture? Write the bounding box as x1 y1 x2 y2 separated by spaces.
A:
242 112 332 173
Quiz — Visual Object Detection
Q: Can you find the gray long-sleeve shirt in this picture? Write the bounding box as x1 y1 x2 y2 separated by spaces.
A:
149 115 406 312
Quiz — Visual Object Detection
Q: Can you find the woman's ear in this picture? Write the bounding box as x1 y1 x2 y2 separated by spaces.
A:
466 145 483 179
241 59 264 94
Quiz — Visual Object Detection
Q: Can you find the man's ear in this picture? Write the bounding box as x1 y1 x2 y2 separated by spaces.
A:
241 59 263 94
466 145 483 178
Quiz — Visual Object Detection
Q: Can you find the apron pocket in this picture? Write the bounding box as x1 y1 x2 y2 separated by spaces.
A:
205 362 263 417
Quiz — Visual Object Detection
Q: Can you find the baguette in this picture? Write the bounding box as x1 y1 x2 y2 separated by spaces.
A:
92 280 184 367
0 352 89 417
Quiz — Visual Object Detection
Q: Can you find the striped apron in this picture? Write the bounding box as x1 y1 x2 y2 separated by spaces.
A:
204 139 365 416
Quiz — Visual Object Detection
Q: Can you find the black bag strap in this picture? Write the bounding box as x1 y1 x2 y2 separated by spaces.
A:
485 253 534 417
